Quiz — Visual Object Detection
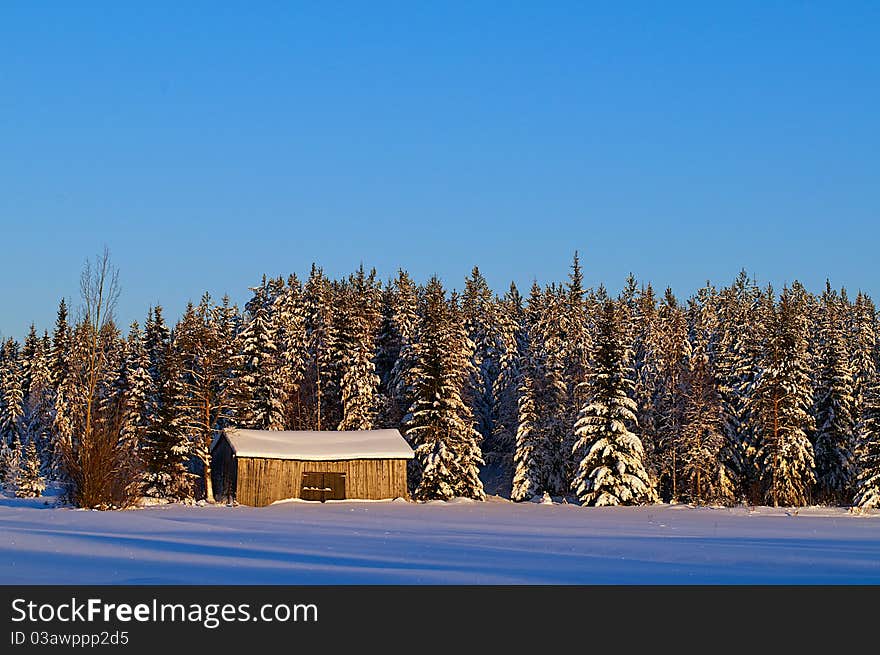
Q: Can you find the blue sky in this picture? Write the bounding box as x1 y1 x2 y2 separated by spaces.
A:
1 2 878 339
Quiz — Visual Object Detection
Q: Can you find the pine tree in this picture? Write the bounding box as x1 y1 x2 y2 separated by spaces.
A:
813 283 856 504
751 285 816 507
571 300 653 506
15 440 45 498
404 277 484 501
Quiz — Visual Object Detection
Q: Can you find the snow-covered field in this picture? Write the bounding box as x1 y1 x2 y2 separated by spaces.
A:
2 494 880 584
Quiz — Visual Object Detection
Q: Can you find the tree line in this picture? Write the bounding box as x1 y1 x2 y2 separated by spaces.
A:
1 251 878 509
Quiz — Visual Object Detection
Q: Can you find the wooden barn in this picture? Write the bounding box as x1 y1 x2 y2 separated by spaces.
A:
210 428 414 506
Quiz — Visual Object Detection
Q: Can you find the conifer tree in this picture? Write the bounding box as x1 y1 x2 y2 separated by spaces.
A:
571 301 653 506
654 288 690 501
0 339 24 449
50 298 71 390
383 270 420 430
337 266 381 431
21 332 54 478
488 282 526 482
177 294 243 501
275 276 309 429
561 253 592 486
404 277 484 500
2 437 21 492
853 376 880 508
851 292 877 428
304 265 341 430
630 283 662 495
511 371 546 501
240 280 286 430
119 322 153 456
813 283 856 504
751 285 816 506
681 350 732 504
15 440 45 498
714 271 763 501
141 339 192 499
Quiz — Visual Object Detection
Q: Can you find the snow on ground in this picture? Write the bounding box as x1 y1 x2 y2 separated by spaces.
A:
1 494 879 584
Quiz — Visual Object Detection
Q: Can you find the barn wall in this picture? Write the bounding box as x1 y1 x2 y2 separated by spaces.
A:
234 458 410 507
210 435 238 502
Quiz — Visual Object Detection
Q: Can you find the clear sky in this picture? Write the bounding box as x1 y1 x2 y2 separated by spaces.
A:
1 2 878 340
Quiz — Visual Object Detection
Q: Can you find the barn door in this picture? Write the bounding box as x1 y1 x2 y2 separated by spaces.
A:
301 472 346 502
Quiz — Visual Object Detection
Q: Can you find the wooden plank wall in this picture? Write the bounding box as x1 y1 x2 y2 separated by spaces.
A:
234 458 410 507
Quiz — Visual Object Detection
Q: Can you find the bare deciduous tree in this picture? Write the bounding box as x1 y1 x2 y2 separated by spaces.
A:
60 247 141 508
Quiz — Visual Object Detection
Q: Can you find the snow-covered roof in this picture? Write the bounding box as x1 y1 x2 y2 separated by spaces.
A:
216 428 414 461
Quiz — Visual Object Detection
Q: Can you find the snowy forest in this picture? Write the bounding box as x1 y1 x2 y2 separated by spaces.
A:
1 251 879 510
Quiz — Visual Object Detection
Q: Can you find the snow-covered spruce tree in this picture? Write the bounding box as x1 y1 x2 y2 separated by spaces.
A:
404 277 484 501
119 322 153 457
2 437 21 492
511 371 547 501
812 283 856 504
680 350 733 504
303 265 342 430
529 283 570 495
561 253 593 487
337 267 382 431
461 267 503 462
714 271 763 502
49 298 72 390
21 331 55 479
654 288 691 501
750 285 816 507
850 291 877 434
488 282 527 483
141 337 192 500
16 440 45 498
274 275 309 430
177 294 243 501
21 325 40 402
0 339 24 449
383 270 420 430
571 300 653 506
240 279 286 430
853 376 880 508
629 282 662 496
